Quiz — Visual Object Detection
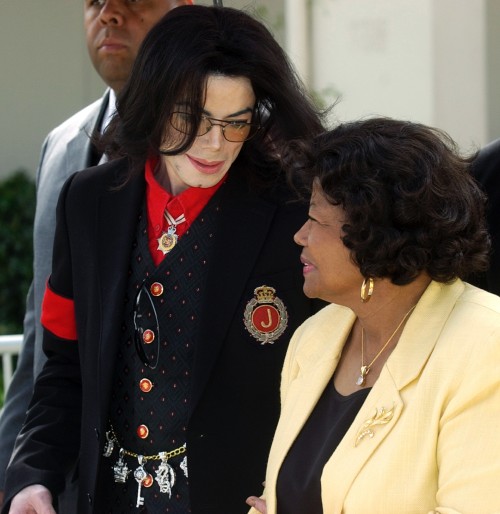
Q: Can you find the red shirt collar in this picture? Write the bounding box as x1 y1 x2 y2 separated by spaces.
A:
144 156 225 232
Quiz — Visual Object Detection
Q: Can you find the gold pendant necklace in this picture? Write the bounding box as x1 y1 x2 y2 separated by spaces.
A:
356 305 416 386
156 210 186 255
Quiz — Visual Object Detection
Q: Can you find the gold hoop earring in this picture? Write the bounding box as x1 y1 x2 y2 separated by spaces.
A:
360 277 374 303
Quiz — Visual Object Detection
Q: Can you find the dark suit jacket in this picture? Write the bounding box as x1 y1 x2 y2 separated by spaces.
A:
4 157 321 514
0 92 109 494
470 138 500 295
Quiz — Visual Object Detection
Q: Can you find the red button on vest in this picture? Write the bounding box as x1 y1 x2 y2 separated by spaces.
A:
139 378 153 393
142 474 154 487
150 282 164 296
142 329 155 344
137 424 149 439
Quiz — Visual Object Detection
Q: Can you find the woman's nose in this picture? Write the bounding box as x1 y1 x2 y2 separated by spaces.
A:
294 220 309 246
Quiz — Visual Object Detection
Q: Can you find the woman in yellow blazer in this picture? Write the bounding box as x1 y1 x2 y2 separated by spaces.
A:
247 118 500 514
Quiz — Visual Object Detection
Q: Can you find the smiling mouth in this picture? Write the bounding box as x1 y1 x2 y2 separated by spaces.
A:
300 255 315 274
187 155 224 174
300 255 311 266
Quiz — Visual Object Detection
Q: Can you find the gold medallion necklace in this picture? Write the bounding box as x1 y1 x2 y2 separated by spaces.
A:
156 210 186 255
356 305 416 386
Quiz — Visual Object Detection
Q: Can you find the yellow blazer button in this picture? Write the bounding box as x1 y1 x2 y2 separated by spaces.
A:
137 424 149 439
150 282 164 296
142 329 155 344
139 378 153 393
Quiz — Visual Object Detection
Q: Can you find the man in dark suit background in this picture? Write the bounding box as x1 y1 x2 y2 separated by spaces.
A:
0 1 192 509
470 138 500 295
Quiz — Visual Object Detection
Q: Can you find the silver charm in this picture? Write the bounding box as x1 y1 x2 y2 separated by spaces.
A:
155 451 176 497
103 431 115 457
113 448 130 483
180 455 188 478
134 455 147 508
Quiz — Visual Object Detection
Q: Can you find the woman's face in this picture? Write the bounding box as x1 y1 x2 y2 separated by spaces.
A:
159 74 256 195
294 181 363 304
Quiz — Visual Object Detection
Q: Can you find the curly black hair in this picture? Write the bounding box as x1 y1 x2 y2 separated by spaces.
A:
291 118 491 285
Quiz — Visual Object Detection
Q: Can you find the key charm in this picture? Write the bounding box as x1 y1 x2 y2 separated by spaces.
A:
112 448 130 483
155 451 176 497
134 455 147 508
103 431 114 457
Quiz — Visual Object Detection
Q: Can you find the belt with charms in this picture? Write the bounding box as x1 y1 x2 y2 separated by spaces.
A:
103 424 188 508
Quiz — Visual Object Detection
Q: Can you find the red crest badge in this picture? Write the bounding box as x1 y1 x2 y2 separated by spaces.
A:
244 285 288 344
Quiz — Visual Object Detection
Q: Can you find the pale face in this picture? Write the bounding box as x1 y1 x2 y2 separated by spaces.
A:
84 0 192 92
158 75 256 195
294 181 363 305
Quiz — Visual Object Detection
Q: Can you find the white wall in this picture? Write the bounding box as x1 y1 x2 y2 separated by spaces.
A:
312 0 434 123
433 0 487 151
485 0 500 140
0 1 104 178
309 0 497 152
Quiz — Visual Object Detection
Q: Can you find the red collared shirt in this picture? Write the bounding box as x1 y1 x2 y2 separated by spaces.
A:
144 157 225 266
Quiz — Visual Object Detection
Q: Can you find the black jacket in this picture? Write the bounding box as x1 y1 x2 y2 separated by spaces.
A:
470 138 500 295
4 157 322 514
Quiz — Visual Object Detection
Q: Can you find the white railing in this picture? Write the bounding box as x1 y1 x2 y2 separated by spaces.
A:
0 334 22 394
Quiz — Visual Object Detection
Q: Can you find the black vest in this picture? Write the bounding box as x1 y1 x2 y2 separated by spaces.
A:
98 197 219 513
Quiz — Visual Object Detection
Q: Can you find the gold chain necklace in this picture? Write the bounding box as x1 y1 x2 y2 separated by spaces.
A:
356 305 416 386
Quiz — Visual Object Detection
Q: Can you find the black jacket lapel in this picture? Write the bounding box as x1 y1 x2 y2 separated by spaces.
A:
94 163 145 420
190 174 278 410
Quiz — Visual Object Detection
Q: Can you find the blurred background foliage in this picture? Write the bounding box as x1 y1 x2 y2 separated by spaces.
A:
0 170 35 334
0 170 35 404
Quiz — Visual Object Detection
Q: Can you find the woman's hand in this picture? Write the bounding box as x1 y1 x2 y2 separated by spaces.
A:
8 484 56 514
246 496 267 514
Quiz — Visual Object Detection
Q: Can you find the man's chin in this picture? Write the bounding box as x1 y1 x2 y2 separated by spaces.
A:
96 61 133 92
